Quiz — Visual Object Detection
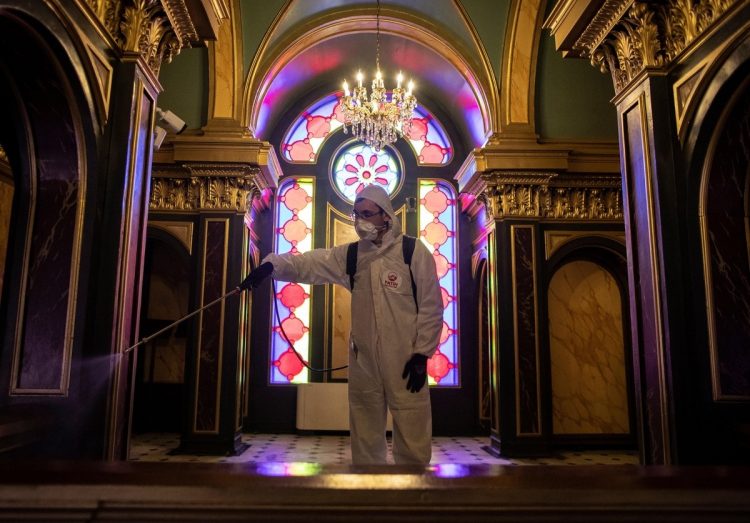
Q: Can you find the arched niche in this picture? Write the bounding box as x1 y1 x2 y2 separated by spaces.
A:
0 8 95 398
545 238 634 442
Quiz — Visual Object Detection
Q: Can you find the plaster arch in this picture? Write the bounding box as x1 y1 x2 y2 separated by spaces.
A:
241 4 498 149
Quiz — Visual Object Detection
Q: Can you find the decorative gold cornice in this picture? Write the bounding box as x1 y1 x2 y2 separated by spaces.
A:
154 133 281 190
161 0 199 46
150 163 264 213
574 0 635 57
455 140 620 194
461 171 623 222
590 0 741 92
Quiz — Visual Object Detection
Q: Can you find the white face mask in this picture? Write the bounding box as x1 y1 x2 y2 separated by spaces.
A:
355 218 386 241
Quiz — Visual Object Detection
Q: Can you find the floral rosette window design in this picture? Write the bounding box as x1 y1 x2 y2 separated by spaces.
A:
331 143 401 204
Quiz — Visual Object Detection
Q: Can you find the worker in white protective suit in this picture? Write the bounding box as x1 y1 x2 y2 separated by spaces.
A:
243 184 443 464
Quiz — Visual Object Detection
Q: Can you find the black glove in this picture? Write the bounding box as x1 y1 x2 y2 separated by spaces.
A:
238 262 273 290
402 353 428 393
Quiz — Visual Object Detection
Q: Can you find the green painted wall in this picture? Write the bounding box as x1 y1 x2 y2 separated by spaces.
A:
241 0 288 75
535 0 617 140
459 0 510 82
158 47 208 130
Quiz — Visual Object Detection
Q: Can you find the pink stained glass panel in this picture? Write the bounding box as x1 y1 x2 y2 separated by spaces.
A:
406 107 452 166
419 179 458 386
281 93 345 163
279 283 308 310
271 178 314 384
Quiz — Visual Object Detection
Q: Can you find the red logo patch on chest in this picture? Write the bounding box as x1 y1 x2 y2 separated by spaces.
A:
382 270 402 289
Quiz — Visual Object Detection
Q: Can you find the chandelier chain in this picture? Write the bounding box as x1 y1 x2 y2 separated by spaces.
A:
376 0 380 72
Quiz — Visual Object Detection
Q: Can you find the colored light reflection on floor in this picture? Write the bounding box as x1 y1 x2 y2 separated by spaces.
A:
431 463 471 478
130 433 639 466
255 462 322 477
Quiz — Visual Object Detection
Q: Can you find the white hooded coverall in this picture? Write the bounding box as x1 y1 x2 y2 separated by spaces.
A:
263 184 444 464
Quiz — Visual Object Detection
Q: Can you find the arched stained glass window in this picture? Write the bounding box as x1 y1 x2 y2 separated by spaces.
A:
270 178 314 384
281 93 452 166
281 93 345 163
405 106 452 166
419 179 458 386
331 142 402 204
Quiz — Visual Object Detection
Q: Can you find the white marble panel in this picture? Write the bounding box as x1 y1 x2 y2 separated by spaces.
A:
548 261 629 434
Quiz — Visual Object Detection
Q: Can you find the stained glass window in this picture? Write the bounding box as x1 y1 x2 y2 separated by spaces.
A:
281 93 451 166
331 142 402 204
270 178 314 384
281 94 345 163
419 179 458 386
404 106 452 166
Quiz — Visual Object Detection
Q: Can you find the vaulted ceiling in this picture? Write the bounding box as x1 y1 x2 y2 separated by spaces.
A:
244 1 501 151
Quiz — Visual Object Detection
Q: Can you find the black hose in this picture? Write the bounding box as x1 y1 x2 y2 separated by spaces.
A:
272 279 349 374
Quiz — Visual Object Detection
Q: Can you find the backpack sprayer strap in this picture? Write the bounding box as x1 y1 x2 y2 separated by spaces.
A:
346 236 417 310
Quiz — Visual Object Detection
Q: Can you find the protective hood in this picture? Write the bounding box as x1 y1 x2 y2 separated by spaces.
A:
356 184 401 237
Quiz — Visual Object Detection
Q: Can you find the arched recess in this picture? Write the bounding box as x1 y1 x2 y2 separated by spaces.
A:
133 228 193 433
242 5 498 148
495 0 546 140
686 30 750 403
544 237 635 446
0 8 96 399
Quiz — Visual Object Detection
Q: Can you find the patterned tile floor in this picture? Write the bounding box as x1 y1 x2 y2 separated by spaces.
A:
129 433 640 466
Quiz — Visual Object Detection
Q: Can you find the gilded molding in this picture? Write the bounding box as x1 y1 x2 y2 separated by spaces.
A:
465 171 623 222
161 0 199 46
120 0 180 75
572 0 635 57
589 0 740 92
150 163 264 213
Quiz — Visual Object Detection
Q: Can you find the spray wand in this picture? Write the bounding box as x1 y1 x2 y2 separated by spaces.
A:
124 263 348 373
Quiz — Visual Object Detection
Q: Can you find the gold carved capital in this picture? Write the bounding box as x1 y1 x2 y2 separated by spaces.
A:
547 0 741 94
597 0 739 92
468 171 623 222
150 163 264 213
82 0 218 75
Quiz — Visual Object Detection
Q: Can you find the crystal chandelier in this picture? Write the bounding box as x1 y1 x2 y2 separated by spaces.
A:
341 0 417 151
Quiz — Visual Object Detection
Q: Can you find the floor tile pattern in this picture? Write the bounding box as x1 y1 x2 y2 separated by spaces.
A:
130 433 639 466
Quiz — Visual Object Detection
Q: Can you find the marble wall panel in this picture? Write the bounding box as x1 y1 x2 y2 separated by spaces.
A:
512 226 539 434
145 240 189 384
704 86 750 398
548 260 629 434
196 219 228 432
330 216 358 381
152 339 186 383
14 62 80 392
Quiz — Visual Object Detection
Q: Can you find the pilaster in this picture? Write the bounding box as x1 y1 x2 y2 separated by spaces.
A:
149 162 272 455
459 163 624 457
